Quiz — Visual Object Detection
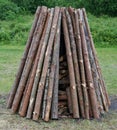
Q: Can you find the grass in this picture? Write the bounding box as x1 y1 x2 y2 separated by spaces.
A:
0 13 117 47
0 46 117 95
0 45 25 93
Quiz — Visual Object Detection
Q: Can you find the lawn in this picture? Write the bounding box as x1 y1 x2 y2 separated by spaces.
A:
0 45 117 95
0 45 117 130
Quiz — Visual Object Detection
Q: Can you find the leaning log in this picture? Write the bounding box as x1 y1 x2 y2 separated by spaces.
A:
26 8 54 119
7 7 41 109
66 9 85 118
82 8 110 109
78 10 99 119
32 7 60 121
74 10 90 119
11 6 47 113
62 8 79 118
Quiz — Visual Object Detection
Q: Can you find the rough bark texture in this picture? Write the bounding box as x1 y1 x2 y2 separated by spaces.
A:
32 7 60 121
7 7 41 109
7 6 110 122
62 9 79 118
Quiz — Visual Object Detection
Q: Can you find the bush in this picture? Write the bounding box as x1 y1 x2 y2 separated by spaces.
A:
79 0 117 16
0 0 20 20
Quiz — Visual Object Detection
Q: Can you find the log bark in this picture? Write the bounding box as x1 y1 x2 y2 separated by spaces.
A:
32 7 60 121
80 9 105 113
66 87 73 114
26 8 54 119
66 9 85 118
82 8 110 109
78 10 99 119
7 7 41 109
42 65 50 119
51 13 61 120
62 8 79 118
11 6 48 113
18 9 52 117
74 10 89 119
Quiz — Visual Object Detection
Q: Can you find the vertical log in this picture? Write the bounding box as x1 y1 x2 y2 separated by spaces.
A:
66 87 73 114
82 8 110 108
42 67 50 119
44 12 61 121
62 9 79 118
74 10 89 119
78 10 99 119
65 9 85 118
11 6 48 113
51 13 61 120
7 7 41 109
80 9 105 113
19 9 52 117
26 8 54 119
32 7 60 121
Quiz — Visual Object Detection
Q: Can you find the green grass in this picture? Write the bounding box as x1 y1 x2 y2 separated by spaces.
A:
0 46 117 95
0 45 25 93
0 13 117 47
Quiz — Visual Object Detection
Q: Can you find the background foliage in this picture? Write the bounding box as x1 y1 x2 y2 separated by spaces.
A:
0 0 117 47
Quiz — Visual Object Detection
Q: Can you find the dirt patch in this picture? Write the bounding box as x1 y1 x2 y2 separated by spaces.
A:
0 94 117 130
109 95 117 111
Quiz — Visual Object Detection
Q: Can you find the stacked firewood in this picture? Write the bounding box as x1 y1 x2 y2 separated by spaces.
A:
7 6 110 122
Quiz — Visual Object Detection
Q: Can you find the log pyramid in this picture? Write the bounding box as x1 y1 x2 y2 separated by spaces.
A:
7 6 110 122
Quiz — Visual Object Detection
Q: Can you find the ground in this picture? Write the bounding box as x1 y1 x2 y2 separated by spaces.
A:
0 46 117 130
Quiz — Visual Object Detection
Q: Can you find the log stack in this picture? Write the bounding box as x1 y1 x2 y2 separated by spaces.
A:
7 6 110 122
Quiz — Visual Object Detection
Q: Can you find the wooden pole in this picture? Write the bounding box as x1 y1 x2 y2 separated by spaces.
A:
62 8 79 118
11 6 48 113
19 9 52 117
7 7 41 109
26 8 54 119
66 9 85 118
42 67 50 119
74 10 90 119
51 12 61 120
32 7 60 121
80 9 105 113
78 10 99 119
66 87 73 114
44 12 61 121
82 8 110 108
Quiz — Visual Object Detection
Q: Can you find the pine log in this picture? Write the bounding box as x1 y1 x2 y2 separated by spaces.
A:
65 9 85 118
62 9 79 118
80 9 105 113
82 8 110 108
7 7 41 109
18 9 52 117
78 10 99 119
51 14 61 120
42 11 61 122
74 10 90 119
32 7 60 121
26 8 54 119
66 87 73 114
11 6 48 113
42 66 50 119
